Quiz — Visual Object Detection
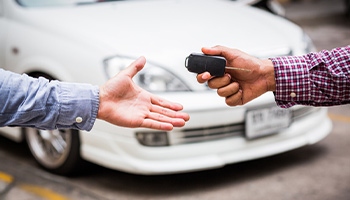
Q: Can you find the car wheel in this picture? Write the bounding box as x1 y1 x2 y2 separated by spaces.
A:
25 72 83 175
25 128 82 175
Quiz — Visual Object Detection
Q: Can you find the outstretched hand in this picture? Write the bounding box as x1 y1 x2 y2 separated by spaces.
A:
197 46 276 106
98 57 189 131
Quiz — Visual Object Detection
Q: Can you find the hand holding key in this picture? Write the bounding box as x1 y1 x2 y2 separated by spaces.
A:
185 53 250 77
195 46 276 106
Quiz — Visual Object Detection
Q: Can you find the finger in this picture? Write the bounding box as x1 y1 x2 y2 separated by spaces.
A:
141 119 174 131
120 56 146 78
151 105 190 121
201 46 223 56
202 46 244 63
217 82 240 97
225 90 243 107
196 72 212 84
201 45 232 56
151 95 183 111
147 112 186 127
207 74 231 89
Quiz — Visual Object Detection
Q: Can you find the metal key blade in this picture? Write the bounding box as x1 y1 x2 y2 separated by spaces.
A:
225 67 251 72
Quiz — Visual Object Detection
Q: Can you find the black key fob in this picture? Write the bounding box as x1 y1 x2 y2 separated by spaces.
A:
185 53 226 77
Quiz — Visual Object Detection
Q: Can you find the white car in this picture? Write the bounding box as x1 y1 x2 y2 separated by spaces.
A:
0 0 332 175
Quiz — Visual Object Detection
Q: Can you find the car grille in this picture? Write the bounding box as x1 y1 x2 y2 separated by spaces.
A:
170 123 245 145
169 107 320 145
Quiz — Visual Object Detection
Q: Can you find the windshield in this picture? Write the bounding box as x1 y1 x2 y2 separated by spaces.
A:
16 0 124 7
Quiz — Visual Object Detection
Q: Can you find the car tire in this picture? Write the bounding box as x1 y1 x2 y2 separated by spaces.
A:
25 128 83 175
24 72 83 175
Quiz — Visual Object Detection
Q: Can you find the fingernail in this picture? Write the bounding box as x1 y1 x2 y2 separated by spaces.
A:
203 73 210 79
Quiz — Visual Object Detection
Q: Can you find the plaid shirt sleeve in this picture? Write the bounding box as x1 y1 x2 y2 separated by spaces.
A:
270 45 350 108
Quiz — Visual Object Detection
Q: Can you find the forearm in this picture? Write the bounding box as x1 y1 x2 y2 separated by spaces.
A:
0 69 99 131
271 46 350 108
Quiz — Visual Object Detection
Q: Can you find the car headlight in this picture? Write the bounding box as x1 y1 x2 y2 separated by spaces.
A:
302 32 317 53
103 56 191 92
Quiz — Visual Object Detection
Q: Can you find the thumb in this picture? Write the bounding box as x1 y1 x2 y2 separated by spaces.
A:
202 46 234 59
202 47 220 56
122 56 146 78
201 46 226 56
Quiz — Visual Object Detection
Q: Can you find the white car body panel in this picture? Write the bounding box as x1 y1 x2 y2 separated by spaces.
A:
0 0 332 175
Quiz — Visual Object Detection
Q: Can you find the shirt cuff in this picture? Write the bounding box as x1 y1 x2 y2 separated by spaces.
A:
56 82 99 131
271 56 312 108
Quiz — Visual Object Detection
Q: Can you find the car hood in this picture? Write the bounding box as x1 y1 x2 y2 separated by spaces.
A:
18 0 301 88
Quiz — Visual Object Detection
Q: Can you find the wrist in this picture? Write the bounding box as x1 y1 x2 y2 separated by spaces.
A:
261 59 276 92
97 85 106 120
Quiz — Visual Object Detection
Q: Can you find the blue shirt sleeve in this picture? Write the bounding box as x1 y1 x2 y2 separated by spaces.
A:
0 68 99 131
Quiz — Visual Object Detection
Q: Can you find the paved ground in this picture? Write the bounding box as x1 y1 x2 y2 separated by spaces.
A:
0 0 350 199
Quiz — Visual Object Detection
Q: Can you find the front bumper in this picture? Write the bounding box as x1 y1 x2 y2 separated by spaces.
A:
80 92 332 175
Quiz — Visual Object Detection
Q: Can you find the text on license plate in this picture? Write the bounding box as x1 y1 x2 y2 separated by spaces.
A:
245 107 291 139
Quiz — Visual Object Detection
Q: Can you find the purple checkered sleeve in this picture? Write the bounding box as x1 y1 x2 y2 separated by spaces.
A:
271 45 350 108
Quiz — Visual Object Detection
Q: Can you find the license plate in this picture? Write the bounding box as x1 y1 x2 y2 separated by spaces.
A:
245 107 291 139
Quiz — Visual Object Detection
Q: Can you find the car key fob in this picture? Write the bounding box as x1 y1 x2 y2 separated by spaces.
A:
185 53 226 77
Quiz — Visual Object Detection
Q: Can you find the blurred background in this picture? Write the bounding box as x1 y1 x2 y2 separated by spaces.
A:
0 0 349 199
